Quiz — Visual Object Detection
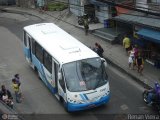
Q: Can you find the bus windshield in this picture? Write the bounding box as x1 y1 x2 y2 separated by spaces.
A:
63 58 108 92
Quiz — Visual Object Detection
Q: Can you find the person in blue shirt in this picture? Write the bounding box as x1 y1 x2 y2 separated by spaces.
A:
147 82 160 105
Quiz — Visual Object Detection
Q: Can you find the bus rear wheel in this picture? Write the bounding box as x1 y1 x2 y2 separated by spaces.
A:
34 67 41 80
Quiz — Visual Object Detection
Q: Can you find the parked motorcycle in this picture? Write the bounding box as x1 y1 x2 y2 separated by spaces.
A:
143 82 160 113
88 16 99 24
78 15 99 25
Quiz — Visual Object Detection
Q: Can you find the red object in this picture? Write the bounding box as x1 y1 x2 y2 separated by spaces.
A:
115 6 129 15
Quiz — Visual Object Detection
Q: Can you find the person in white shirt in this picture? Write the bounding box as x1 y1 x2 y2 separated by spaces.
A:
128 47 136 69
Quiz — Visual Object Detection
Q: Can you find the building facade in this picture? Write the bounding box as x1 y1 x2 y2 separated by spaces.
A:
69 0 111 23
69 0 160 68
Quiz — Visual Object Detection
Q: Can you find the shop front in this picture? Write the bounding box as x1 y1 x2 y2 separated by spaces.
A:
113 14 160 68
136 28 160 68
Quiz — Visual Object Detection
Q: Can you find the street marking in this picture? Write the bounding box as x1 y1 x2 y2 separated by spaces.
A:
0 63 7 69
0 13 29 22
120 104 128 110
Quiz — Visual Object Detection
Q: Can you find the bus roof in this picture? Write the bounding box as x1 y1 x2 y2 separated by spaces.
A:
23 23 99 64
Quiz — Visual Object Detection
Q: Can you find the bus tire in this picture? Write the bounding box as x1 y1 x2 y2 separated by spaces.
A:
35 67 41 80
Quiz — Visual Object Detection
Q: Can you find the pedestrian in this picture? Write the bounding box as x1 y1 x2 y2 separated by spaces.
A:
83 15 89 35
34 0 37 8
14 74 21 87
12 79 21 103
129 47 136 70
133 45 139 59
0 85 13 100
123 34 131 56
93 42 104 58
2 91 13 108
37 0 45 13
128 55 133 69
147 82 160 105
136 54 144 75
0 85 13 108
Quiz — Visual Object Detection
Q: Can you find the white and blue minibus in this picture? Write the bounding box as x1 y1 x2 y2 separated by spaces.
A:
23 23 110 112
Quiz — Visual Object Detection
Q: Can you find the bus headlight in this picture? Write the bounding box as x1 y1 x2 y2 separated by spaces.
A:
67 98 85 104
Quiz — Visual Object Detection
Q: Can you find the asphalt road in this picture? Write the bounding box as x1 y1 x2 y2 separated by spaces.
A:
0 12 158 119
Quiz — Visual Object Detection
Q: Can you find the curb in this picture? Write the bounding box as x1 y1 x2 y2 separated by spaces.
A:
0 7 152 89
0 100 24 120
0 7 43 20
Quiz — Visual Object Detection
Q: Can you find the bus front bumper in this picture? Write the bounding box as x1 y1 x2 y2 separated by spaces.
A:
67 95 110 112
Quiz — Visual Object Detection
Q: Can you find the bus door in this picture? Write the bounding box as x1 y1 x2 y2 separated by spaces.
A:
57 69 67 102
26 34 32 62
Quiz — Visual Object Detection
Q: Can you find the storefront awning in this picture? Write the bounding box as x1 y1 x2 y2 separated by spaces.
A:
89 0 108 6
113 14 160 29
137 28 160 44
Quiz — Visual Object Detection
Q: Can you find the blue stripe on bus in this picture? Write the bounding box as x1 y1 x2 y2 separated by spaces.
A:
23 47 30 58
32 55 57 94
45 78 57 94
67 94 110 112
23 47 57 94
80 94 86 101
83 94 89 100
40 64 47 84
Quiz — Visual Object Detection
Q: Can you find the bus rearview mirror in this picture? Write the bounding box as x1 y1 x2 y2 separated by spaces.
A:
101 58 107 67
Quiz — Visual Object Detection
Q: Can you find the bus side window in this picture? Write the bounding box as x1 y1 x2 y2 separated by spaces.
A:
23 31 27 46
59 70 66 93
43 50 52 73
35 42 43 63
32 39 36 54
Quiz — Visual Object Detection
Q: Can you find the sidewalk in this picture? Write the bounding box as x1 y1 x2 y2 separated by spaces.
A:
0 6 159 89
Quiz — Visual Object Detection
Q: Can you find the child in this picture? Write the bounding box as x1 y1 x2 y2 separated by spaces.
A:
128 55 133 69
14 74 21 87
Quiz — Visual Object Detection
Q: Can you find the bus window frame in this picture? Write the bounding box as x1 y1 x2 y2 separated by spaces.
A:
31 39 36 55
59 69 66 93
23 31 27 47
35 42 43 63
43 50 52 73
